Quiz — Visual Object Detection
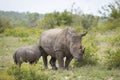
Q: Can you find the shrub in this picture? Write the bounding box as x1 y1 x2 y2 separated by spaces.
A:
101 28 120 69
104 48 120 69
97 19 120 31
108 33 120 47
4 27 29 37
0 18 12 33
7 64 49 80
4 27 43 37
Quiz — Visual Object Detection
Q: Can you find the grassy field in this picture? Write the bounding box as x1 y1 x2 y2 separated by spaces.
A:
0 27 120 80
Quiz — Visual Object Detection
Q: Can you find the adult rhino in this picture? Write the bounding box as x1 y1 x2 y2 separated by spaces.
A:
39 28 87 70
13 45 41 67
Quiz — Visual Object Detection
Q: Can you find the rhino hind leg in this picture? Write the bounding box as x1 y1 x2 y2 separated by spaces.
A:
49 57 57 70
16 59 22 67
40 47 48 69
16 56 23 67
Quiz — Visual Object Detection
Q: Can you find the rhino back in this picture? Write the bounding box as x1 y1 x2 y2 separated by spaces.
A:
40 28 79 57
40 28 63 56
16 46 41 61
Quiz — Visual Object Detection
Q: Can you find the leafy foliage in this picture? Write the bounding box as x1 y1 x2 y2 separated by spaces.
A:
0 18 12 33
104 48 120 69
27 12 40 27
7 64 49 80
102 30 120 69
39 13 57 29
72 14 99 29
39 11 73 29
97 18 120 31
4 27 43 37
99 0 120 19
0 11 44 27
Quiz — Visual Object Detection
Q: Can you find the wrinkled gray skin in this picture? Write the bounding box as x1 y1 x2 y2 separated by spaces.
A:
39 28 87 70
13 45 41 67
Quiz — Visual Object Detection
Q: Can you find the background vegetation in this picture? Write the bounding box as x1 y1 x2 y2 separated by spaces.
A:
0 0 120 80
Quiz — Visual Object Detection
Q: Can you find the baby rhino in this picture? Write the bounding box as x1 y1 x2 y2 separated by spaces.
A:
13 45 41 67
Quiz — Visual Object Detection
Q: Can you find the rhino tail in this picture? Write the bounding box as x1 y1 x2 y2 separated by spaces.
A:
13 51 17 64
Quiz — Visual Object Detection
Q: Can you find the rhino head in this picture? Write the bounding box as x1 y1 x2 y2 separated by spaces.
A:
69 31 87 61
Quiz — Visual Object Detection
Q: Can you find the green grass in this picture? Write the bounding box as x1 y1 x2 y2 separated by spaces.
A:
0 27 120 80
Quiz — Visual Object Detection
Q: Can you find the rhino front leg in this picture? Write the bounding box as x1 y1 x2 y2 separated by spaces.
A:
65 57 73 70
56 51 64 69
42 55 48 69
49 57 57 70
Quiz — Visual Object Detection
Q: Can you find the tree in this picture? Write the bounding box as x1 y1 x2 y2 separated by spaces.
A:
0 18 12 33
80 15 99 29
39 13 57 29
99 0 120 19
39 11 73 29
27 12 40 27
59 10 72 26
98 0 120 30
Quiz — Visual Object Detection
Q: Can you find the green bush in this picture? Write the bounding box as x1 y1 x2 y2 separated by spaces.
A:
97 19 120 31
104 48 120 69
4 27 43 37
108 33 120 47
0 18 12 33
4 27 29 37
7 64 49 80
101 28 120 69
84 43 99 65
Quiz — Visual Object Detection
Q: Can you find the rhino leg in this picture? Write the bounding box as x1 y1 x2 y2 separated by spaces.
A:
42 55 48 69
65 57 73 70
16 57 22 67
49 57 57 70
56 51 64 69
17 60 22 67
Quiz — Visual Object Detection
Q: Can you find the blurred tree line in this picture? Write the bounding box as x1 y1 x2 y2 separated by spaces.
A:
0 0 120 33
38 10 99 29
98 0 120 30
0 18 12 33
0 11 44 27
0 10 99 31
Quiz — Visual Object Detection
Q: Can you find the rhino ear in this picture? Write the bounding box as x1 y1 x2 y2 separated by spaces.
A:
80 32 87 38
